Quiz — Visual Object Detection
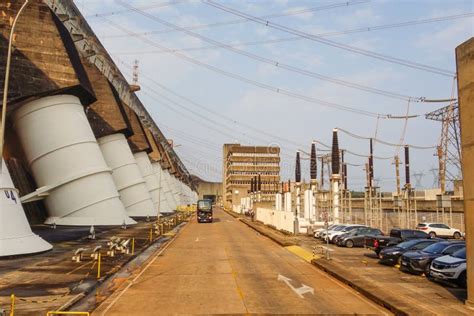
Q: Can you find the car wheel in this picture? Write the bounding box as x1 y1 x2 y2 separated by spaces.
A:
397 256 402 266
457 271 467 288
424 264 431 277
429 232 437 238
345 240 354 248
453 232 461 239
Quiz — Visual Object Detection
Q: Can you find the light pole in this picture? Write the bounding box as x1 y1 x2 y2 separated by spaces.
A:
1 0 29 172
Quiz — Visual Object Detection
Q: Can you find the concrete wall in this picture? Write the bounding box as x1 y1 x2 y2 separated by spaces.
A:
196 181 222 202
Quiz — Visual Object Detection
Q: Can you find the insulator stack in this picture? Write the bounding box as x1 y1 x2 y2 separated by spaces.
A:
295 152 301 183
310 143 317 180
404 145 411 186
331 129 340 175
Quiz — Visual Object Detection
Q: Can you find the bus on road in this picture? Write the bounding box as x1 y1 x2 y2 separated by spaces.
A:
197 199 213 223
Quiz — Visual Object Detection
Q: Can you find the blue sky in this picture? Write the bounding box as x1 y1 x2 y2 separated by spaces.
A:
80 0 473 191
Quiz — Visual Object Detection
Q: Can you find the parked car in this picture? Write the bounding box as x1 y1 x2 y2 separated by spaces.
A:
314 224 337 238
400 240 465 275
430 247 466 287
325 225 367 243
336 227 383 248
378 239 438 265
319 225 347 240
416 223 462 239
365 228 429 255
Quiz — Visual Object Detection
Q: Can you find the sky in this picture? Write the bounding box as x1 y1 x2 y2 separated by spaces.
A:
78 0 473 191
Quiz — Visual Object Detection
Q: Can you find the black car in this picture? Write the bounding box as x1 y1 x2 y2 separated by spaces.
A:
400 241 465 275
365 229 429 256
378 239 438 265
336 227 383 248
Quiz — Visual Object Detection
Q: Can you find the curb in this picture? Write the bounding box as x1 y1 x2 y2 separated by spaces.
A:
222 208 298 247
311 259 408 316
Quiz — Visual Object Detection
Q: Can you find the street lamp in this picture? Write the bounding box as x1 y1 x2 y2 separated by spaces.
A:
1 0 30 172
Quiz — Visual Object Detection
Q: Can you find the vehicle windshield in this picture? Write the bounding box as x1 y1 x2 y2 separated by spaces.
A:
397 239 423 249
333 226 347 231
422 242 448 254
197 200 212 211
342 226 360 232
451 248 466 259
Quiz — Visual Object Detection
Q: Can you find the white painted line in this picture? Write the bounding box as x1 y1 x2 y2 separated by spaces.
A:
277 274 314 299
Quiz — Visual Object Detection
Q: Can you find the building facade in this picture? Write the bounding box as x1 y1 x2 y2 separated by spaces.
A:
223 144 280 207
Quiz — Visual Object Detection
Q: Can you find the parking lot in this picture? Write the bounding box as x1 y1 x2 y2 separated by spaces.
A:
299 235 471 315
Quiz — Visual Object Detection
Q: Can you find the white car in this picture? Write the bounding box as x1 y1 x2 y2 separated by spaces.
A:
416 223 463 239
429 247 466 287
325 225 366 243
319 224 347 240
314 224 337 238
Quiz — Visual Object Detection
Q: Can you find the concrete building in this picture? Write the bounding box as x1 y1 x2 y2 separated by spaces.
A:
223 144 280 207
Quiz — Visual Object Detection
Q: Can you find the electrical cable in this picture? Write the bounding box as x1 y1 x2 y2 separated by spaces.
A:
336 126 437 149
107 12 474 52
102 0 370 38
102 17 391 118
85 0 188 18
117 1 422 102
204 0 456 77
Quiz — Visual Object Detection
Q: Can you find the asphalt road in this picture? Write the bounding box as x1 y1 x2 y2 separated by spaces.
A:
94 208 390 315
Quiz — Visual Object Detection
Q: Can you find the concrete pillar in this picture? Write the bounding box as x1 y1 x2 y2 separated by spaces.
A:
13 95 135 226
284 192 292 212
456 38 474 308
0 159 52 257
304 189 313 219
332 175 341 224
98 134 155 218
275 193 282 211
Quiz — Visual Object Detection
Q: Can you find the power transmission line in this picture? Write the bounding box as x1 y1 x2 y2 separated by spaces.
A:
102 0 369 38
85 0 187 18
103 18 395 118
106 11 474 45
204 0 456 77
337 127 437 149
118 1 423 102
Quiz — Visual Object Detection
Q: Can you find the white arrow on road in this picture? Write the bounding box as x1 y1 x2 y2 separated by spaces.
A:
277 274 314 298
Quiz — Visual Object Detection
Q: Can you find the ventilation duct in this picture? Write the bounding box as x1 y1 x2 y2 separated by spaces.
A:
13 95 135 226
98 134 155 218
0 159 52 257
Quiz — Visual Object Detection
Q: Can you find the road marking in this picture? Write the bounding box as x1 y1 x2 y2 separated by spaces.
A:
99 222 190 316
285 246 319 262
277 274 314 298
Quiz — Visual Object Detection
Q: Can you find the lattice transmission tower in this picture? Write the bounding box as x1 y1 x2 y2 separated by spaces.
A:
425 103 461 192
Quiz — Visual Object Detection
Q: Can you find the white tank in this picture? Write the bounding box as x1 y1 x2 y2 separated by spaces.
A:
151 162 169 214
13 95 136 226
0 159 52 257
166 169 178 209
161 168 177 211
98 134 156 218
133 151 160 212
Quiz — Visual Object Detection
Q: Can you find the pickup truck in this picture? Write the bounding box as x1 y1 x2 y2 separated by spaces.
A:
365 229 429 255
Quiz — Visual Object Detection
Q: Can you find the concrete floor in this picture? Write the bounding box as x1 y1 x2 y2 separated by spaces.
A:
94 208 389 315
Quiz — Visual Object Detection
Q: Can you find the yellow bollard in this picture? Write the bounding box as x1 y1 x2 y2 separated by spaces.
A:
131 238 135 255
10 293 14 316
97 253 101 279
